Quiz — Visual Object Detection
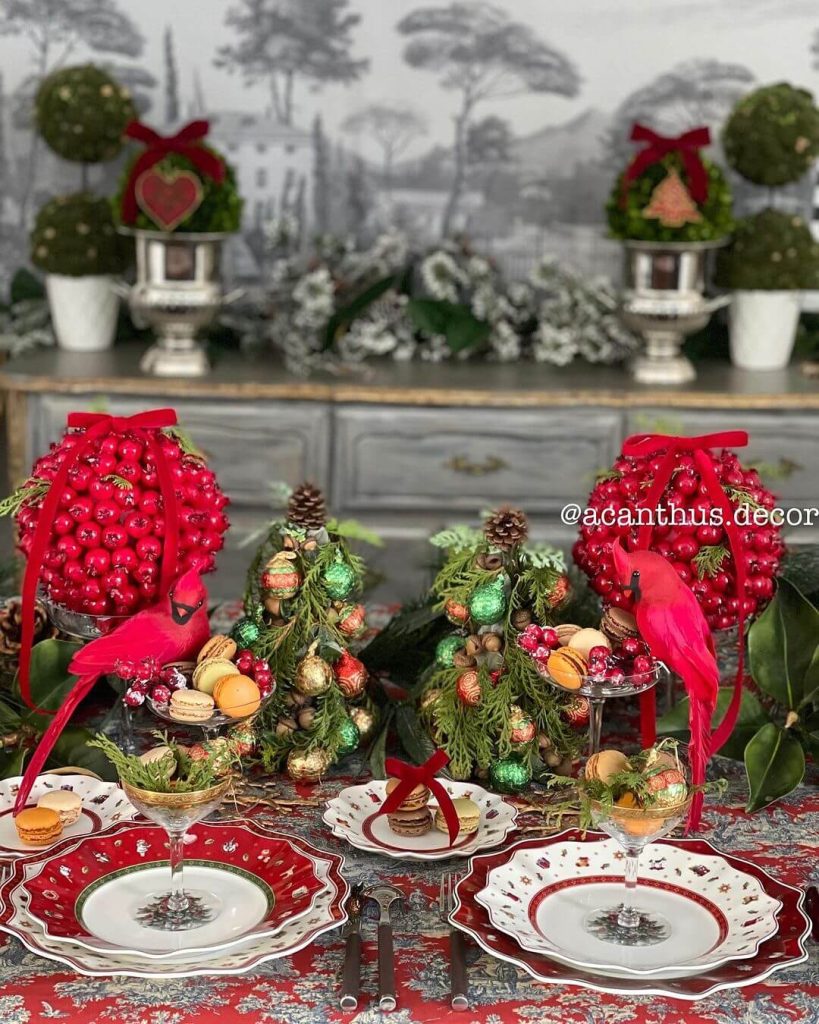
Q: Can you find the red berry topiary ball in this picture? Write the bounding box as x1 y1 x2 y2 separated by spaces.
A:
573 446 784 630
14 424 229 617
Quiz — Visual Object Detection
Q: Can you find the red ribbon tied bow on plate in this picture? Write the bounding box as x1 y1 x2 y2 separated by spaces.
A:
621 124 711 207
380 750 461 845
120 120 225 225
18 409 180 711
621 431 749 752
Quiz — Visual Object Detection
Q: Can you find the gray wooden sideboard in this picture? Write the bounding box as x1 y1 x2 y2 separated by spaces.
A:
2 344 819 602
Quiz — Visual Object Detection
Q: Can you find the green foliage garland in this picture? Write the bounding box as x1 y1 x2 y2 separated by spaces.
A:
35 64 136 164
114 150 243 233
30 193 129 277
723 83 819 187
416 516 581 784
715 209 819 291
606 152 734 243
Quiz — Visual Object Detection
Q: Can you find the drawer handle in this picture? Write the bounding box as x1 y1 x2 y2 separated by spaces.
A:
445 454 508 476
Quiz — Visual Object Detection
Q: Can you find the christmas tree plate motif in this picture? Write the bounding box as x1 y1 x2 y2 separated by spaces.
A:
323 779 517 861
5 820 332 959
0 775 137 858
451 832 809 1000
475 836 781 975
0 823 348 977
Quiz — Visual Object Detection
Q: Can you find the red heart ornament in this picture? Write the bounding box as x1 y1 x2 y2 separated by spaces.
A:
134 168 204 232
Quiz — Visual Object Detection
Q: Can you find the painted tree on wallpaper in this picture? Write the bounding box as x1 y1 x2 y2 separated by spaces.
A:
342 104 427 192
216 0 369 126
164 25 180 125
396 2 581 235
0 0 145 224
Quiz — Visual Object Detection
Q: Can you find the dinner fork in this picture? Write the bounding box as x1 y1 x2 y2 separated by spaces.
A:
439 873 468 1011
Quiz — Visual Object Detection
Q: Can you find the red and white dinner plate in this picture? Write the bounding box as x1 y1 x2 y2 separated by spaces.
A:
0 775 137 857
452 831 810 1000
0 819 348 975
323 779 517 860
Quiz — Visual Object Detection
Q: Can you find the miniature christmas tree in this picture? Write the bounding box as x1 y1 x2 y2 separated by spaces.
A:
238 482 380 781
416 508 582 792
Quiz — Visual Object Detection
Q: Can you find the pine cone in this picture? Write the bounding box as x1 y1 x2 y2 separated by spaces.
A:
287 482 327 530
0 599 53 654
483 507 528 550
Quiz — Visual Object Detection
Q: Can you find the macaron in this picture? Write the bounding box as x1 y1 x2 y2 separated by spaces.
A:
213 674 261 718
546 647 588 690
193 657 240 696
568 628 611 660
36 790 82 826
169 688 215 723
140 745 177 778
585 749 629 784
197 634 237 664
387 807 433 837
600 606 640 645
15 806 63 846
555 624 581 646
385 777 430 812
435 797 480 836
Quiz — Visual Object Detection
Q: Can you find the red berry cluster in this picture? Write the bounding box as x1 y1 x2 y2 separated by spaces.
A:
573 448 784 629
586 640 657 686
119 658 187 708
516 624 560 670
16 428 229 617
234 649 275 697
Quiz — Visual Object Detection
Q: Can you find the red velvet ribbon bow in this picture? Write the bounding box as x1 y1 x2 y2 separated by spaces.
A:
120 120 225 225
18 409 180 711
621 123 711 207
621 431 749 752
380 750 460 845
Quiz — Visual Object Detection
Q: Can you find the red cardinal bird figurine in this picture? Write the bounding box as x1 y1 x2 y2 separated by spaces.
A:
14 569 209 815
611 542 719 831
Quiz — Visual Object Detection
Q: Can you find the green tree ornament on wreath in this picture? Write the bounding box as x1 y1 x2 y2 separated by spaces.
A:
239 482 380 780
418 508 582 791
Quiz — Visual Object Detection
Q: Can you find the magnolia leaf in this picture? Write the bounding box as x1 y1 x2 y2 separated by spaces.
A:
0 746 26 780
748 578 819 709
744 722 805 812
657 686 769 761
406 298 490 352
50 726 117 781
326 518 384 548
395 703 438 769
13 638 83 718
323 273 400 350
367 709 392 780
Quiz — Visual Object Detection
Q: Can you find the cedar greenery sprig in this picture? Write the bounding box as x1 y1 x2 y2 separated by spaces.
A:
0 478 50 517
89 732 236 793
693 544 729 579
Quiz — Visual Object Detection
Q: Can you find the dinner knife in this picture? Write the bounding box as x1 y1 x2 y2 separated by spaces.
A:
364 882 404 1013
339 883 364 1011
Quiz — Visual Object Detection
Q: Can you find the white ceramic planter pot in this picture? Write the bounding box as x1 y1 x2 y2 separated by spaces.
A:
729 290 801 370
46 274 118 352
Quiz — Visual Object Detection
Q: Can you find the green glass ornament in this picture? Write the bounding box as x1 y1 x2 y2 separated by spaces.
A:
336 717 360 757
435 634 464 668
231 616 261 647
490 757 532 794
323 558 357 600
468 576 507 626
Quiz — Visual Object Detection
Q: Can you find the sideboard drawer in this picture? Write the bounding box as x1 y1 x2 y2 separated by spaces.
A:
333 405 622 513
29 394 331 505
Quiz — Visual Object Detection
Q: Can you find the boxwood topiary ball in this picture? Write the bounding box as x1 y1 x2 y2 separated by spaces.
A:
723 83 819 187
35 64 136 164
714 208 819 291
30 193 129 276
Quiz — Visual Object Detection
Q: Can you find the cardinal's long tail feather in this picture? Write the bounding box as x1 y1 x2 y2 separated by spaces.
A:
13 674 98 815
686 693 712 833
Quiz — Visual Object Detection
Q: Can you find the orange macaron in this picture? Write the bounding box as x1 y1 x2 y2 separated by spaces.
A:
15 806 63 846
213 674 261 718
546 647 588 690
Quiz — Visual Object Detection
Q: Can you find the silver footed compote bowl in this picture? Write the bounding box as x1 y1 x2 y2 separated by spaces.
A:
583 776 691 947
120 778 232 931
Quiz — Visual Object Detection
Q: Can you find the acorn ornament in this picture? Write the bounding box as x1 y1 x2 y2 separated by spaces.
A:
286 746 331 782
435 634 464 668
456 669 481 707
468 575 507 626
322 554 357 601
294 652 333 696
333 650 367 698
337 603 366 638
490 757 532 793
261 550 302 599
336 717 360 757
349 705 377 743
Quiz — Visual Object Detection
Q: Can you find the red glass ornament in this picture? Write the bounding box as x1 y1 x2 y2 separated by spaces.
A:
333 651 368 698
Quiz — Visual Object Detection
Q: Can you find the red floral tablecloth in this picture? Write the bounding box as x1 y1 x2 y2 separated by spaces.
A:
0 752 815 1024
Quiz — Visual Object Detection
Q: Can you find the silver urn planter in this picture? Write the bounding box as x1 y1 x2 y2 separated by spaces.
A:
120 229 240 377
620 239 728 385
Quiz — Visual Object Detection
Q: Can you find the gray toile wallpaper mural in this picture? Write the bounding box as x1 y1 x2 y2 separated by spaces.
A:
1 0 819 289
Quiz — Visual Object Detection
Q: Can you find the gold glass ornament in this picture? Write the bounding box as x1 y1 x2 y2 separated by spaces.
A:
294 654 333 696
349 705 377 744
286 747 331 782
